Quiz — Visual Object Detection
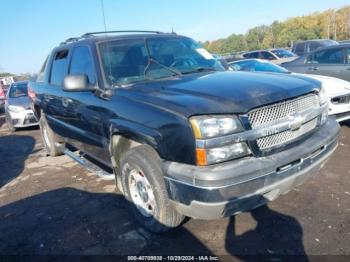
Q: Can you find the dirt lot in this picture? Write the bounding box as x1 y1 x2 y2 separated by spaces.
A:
0 113 349 260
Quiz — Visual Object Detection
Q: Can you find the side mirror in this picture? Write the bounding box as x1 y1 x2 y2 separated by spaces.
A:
63 74 94 92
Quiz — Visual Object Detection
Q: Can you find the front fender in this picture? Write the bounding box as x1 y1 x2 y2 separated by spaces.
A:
109 118 162 149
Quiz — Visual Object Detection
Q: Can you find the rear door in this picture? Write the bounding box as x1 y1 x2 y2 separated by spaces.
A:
305 47 346 79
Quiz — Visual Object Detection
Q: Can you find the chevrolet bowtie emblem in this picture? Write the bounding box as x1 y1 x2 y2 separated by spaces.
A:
288 114 304 131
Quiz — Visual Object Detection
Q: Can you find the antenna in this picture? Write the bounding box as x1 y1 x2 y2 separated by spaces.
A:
100 0 107 31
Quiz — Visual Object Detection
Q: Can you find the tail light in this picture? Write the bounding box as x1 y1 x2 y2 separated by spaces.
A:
28 85 36 100
0 87 4 97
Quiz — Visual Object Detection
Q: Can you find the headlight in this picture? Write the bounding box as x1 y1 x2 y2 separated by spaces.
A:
190 115 250 165
8 105 24 113
317 86 328 125
189 115 243 139
318 86 328 105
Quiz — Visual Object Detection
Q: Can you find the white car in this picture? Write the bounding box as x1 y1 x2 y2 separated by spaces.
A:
298 74 350 122
228 59 350 122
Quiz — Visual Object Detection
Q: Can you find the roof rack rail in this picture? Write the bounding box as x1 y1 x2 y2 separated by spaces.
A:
60 37 83 45
81 30 167 38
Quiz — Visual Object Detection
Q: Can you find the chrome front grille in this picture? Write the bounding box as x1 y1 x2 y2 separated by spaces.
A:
248 94 320 151
256 118 318 150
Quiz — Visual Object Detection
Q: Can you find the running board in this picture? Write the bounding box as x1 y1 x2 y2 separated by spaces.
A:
55 143 115 181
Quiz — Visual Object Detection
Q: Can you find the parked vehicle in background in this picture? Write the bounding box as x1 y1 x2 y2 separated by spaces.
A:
0 86 6 111
292 39 338 56
283 43 350 81
229 59 350 122
30 31 339 232
4 81 38 132
242 49 297 64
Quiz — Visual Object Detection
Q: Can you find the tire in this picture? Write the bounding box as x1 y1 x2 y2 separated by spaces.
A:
6 115 16 133
39 114 63 156
120 145 184 233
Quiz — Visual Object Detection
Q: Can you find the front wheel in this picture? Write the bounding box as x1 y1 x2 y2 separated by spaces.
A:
120 145 184 233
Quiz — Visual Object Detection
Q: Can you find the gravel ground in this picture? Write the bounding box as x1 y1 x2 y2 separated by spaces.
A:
0 114 349 260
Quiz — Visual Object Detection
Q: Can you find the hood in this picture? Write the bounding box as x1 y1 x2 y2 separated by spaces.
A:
8 96 31 109
118 71 321 117
294 73 350 97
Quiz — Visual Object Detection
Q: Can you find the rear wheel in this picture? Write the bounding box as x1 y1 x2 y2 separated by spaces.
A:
39 114 63 156
120 145 184 233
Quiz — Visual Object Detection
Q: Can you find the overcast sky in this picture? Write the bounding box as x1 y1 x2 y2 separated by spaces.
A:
0 0 349 74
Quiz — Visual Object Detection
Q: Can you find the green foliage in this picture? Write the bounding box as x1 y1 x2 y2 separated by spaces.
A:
203 5 350 54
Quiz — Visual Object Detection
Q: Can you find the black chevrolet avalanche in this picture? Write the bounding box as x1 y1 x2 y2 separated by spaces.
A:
29 31 340 232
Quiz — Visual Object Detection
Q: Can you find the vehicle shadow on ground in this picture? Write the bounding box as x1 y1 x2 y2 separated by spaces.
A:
0 186 308 259
0 135 35 187
340 119 350 128
0 188 214 255
225 204 308 261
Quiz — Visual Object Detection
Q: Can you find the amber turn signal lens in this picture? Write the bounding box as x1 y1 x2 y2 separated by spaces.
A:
196 148 207 166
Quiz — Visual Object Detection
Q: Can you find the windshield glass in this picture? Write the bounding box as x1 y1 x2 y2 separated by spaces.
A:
98 36 224 86
9 83 28 98
271 49 296 58
229 60 289 73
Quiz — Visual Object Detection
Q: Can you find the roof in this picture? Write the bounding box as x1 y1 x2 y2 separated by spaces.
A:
309 42 350 52
57 30 181 48
294 39 337 44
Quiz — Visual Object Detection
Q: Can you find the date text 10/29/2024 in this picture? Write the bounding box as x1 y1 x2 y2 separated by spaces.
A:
127 256 220 261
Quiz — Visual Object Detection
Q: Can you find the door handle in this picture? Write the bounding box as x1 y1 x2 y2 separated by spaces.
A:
308 67 318 71
346 68 350 71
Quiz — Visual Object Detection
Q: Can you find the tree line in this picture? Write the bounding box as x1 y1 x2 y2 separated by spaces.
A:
202 5 350 54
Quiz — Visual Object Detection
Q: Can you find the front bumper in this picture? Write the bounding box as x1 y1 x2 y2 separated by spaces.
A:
162 118 340 219
7 109 39 127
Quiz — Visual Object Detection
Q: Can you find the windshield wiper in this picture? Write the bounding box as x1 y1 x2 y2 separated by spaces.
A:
144 58 182 78
182 67 217 75
143 39 182 79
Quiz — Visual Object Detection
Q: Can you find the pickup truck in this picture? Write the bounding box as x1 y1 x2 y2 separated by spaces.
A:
29 31 340 232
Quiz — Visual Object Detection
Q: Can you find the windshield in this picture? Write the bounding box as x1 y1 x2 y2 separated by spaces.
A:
271 49 296 58
98 36 224 86
229 60 289 73
9 83 28 98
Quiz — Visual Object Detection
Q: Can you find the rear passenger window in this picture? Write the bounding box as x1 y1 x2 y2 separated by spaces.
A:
313 48 344 64
261 51 275 60
294 43 305 55
50 49 69 86
69 46 96 84
248 52 259 58
308 42 321 52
